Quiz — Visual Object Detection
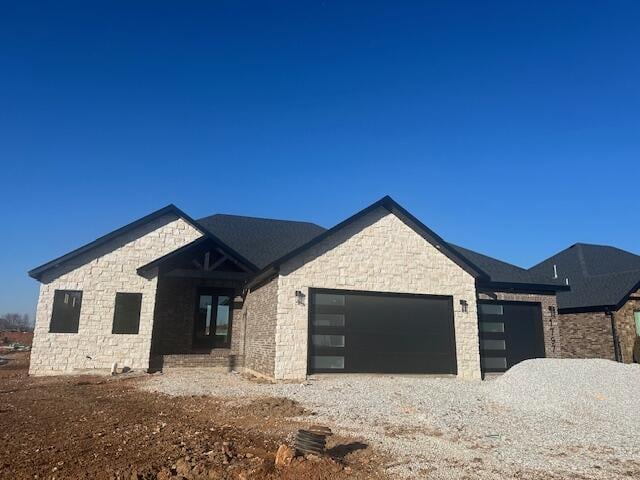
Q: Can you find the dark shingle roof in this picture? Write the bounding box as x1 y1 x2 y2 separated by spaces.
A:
528 243 640 311
449 244 566 289
196 214 327 269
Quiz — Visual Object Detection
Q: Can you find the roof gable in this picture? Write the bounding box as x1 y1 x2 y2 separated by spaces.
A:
28 205 207 281
248 196 489 284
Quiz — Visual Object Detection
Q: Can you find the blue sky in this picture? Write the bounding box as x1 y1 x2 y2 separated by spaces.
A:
1 1 639 320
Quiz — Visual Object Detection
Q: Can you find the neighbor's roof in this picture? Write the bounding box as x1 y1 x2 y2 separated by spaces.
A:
528 243 640 311
197 213 327 270
450 244 568 291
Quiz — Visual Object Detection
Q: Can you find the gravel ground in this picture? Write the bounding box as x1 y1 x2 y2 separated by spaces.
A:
142 359 640 479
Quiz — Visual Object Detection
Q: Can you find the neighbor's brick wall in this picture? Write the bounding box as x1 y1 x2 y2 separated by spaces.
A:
241 276 278 378
477 290 562 358
613 288 640 363
556 311 616 360
29 215 202 375
276 207 481 381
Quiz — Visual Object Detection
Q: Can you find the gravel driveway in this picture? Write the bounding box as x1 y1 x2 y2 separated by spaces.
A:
142 359 640 479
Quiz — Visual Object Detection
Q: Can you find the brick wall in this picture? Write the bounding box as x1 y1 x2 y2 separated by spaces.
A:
613 288 640 363
276 207 480 381
477 290 562 358
241 276 278 378
151 276 243 355
556 311 616 360
29 215 202 375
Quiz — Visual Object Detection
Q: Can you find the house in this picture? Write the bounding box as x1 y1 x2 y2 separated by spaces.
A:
529 243 640 363
28 196 568 380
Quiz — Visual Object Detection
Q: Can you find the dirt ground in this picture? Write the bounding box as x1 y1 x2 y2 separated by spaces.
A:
0 352 387 480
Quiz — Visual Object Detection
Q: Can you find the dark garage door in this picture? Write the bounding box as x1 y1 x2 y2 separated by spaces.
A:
478 301 545 374
308 289 457 374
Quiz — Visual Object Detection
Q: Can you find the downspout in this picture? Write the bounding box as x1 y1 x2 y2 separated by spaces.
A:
607 310 622 362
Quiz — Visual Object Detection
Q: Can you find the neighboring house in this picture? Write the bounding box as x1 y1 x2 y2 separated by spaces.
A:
530 243 640 363
28 196 567 380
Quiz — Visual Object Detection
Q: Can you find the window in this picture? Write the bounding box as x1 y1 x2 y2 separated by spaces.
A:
312 313 346 328
312 355 344 369
314 293 345 306
312 334 345 347
480 339 506 350
112 293 142 334
479 304 504 315
194 292 232 347
479 321 505 333
50 290 82 333
635 311 640 337
481 357 507 369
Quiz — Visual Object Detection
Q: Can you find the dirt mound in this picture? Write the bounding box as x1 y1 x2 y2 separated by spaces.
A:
0 353 385 479
246 397 310 417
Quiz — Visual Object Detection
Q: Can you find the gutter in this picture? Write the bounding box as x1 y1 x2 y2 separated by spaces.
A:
607 310 622 362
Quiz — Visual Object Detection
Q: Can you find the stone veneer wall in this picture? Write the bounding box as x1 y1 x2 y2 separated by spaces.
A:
556 311 616 360
477 290 562 358
29 215 202 375
275 207 481 381
613 289 640 363
241 276 278 378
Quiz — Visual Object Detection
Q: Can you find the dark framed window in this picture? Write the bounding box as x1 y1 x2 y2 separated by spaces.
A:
50 290 83 333
112 293 142 334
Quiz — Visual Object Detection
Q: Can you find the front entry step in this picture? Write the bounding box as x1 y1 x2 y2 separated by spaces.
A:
150 352 243 370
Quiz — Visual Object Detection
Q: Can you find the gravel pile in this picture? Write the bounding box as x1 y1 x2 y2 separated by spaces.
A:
142 359 640 479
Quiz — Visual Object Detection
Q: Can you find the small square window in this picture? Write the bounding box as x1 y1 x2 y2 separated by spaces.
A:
112 293 142 334
50 290 82 333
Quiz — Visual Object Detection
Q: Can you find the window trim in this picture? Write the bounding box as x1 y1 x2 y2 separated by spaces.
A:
49 289 83 333
112 292 143 335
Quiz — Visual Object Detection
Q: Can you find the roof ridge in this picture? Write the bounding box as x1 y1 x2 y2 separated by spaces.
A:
198 212 326 228
575 243 591 278
448 243 529 272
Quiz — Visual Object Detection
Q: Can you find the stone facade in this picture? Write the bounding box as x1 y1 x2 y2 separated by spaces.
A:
275 207 481 381
477 290 562 358
29 215 202 375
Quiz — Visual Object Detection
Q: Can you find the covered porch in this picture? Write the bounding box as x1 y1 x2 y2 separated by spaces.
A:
138 237 255 371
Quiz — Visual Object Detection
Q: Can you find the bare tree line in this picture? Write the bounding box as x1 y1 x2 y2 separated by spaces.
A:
0 313 33 332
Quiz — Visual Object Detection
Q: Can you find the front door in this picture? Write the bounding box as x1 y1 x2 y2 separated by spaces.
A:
194 289 233 348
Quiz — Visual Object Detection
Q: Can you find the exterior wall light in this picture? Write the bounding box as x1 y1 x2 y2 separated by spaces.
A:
295 290 306 305
460 299 468 313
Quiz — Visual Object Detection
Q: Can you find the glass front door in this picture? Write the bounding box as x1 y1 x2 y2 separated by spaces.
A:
194 290 232 348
